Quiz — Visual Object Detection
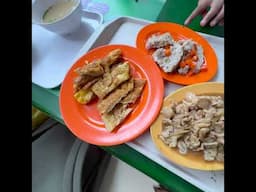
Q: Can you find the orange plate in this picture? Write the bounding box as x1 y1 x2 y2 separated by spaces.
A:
136 22 218 85
60 45 164 146
150 82 224 170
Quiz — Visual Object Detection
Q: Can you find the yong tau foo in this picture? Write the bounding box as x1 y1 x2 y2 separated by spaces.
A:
73 49 146 132
160 92 224 162
146 32 206 76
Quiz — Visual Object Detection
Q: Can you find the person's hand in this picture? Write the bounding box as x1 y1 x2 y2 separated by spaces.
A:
184 0 224 27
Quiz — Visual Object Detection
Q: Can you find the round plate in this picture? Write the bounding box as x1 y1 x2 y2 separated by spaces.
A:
150 82 224 170
60 44 164 146
136 22 218 85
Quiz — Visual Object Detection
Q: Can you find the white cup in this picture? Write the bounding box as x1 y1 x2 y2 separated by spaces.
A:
32 0 82 35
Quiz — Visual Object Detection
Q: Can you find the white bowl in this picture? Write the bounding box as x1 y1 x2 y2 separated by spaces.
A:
32 0 82 35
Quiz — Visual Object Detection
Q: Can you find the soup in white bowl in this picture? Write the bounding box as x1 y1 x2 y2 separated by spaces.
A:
42 0 77 23
32 0 82 35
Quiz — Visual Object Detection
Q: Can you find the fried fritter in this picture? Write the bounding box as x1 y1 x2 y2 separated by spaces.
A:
102 49 122 72
73 75 95 92
102 103 133 132
91 62 130 99
74 88 96 104
81 77 100 90
75 59 104 77
121 79 146 104
97 79 134 114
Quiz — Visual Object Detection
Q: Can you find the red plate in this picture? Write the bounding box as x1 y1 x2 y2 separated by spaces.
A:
136 22 218 85
60 45 164 146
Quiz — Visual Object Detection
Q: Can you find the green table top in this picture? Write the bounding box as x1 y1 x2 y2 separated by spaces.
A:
32 1 223 191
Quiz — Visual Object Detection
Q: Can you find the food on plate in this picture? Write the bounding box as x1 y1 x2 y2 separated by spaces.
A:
152 42 183 73
73 75 95 92
102 103 133 132
73 88 95 104
146 32 174 49
177 39 204 75
91 62 130 99
75 60 104 77
73 49 146 132
99 78 146 132
121 79 146 104
159 92 224 162
101 49 122 72
97 79 134 114
146 32 206 76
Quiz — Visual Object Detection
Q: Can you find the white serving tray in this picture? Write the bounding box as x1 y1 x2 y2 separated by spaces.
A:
32 10 103 89
75 16 224 192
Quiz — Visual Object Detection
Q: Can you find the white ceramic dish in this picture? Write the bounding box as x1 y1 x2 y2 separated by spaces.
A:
32 0 82 35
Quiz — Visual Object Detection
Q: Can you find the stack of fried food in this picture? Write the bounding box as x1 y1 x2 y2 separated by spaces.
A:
73 49 146 132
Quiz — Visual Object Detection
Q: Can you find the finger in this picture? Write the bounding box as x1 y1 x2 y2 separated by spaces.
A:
185 0 212 25
218 19 224 26
184 5 206 25
200 0 223 27
210 5 224 27
185 8 202 25
201 10 207 18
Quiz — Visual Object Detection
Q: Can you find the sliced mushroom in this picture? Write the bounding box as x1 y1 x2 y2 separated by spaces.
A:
198 128 210 140
216 144 224 162
160 128 171 138
217 137 224 145
161 106 175 119
184 92 198 103
204 148 218 161
191 143 204 152
162 118 173 126
177 140 188 154
215 108 224 117
167 135 181 147
197 98 212 109
169 130 190 137
203 141 218 149
185 134 201 150
212 97 224 108
175 103 189 114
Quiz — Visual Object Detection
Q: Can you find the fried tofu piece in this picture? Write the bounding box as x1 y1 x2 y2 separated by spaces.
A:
73 75 96 92
121 79 146 104
74 49 121 77
74 88 96 104
97 79 134 114
91 62 130 99
102 103 133 132
75 59 104 77
102 49 122 72
81 77 100 90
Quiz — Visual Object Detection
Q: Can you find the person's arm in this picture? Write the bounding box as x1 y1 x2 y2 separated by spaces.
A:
184 0 224 27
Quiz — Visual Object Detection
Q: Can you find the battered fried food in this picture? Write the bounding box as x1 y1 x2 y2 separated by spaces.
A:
101 49 122 72
75 59 104 77
97 79 134 114
91 62 130 99
121 79 146 104
73 88 96 104
100 78 146 132
72 49 147 132
74 48 122 78
73 75 96 92
102 103 133 132
81 78 100 90
73 76 99 103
